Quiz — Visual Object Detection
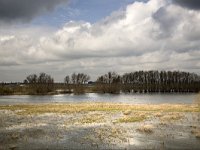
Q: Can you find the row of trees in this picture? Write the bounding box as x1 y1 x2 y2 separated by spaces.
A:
96 71 200 93
96 71 200 84
64 73 90 84
24 73 54 84
24 72 91 85
22 73 90 94
64 73 90 94
1 71 199 95
22 71 200 94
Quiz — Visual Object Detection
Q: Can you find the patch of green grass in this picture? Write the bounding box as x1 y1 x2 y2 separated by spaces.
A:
117 116 146 123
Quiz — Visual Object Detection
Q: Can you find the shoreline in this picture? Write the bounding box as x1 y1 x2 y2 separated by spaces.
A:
0 91 199 96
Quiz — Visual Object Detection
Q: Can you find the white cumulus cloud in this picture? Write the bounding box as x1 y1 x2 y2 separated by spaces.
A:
0 0 200 81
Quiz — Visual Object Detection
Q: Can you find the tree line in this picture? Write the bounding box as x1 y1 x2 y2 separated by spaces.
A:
20 72 90 94
96 71 200 93
0 70 200 95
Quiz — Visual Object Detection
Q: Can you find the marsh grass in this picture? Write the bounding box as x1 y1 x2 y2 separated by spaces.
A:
117 116 146 123
159 112 183 122
137 124 154 133
94 125 127 143
65 113 105 125
123 110 132 115
191 128 200 138
82 125 127 147
0 103 199 116
117 112 149 123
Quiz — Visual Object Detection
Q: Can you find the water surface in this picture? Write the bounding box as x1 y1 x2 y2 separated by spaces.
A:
0 93 197 104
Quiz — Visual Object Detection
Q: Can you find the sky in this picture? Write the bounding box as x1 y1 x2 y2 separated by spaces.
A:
0 0 200 82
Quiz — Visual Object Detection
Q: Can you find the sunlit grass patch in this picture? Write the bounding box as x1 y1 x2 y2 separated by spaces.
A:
65 113 105 125
191 128 200 139
191 125 200 139
123 110 132 115
137 124 154 134
159 112 183 122
154 112 163 117
117 116 146 123
0 103 199 116
82 125 128 147
117 112 149 123
79 115 104 124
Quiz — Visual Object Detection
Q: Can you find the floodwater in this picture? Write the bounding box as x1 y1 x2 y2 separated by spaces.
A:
0 109 200 149
0 93 197 104
0 93 200 149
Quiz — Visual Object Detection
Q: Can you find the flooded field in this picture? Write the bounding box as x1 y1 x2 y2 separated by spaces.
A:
0 93 197 104
0 103 200 149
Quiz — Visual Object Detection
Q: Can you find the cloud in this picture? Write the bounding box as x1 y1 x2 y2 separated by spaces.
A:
173 0 200 10
0 0 200 81
0 0 69 22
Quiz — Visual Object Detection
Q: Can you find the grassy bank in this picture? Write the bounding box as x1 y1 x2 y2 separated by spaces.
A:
0 103 199 115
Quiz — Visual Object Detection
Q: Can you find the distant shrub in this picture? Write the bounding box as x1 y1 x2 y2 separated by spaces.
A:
0 87 13 95
24 72 54 94
73 85 85 95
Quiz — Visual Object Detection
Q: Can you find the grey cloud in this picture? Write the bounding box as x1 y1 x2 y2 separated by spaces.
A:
173 0 200 10
152 7 181 38
0 60 20 66
0 0 69 22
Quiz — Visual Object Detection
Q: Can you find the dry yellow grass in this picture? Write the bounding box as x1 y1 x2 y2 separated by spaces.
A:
137 124 154 133
83 125 128 146
117 116 146 123
117 111 149 123
159 112 183 122
94 125 127 143
65 113 105 125
191 128 200 138
123 110 132 115
0 103 199 115
154 112 163 117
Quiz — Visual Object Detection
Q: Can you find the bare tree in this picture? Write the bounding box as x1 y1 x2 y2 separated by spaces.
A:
24 73 54 94
71 73 90 84
24 74 38 84
64 75 70 84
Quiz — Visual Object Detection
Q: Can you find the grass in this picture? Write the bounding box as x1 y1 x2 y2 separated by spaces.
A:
159 112 183 122
65 113 105 125
94 125 127 143
191 128 200 138
117 116 146 123
79 115 104 124
137 124 154 133
191 122 200 139
123 110 132 115
0 103 199 116
117 111 149 123
83 125 128 146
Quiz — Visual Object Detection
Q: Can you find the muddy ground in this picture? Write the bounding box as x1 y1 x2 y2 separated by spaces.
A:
0 103 200 150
